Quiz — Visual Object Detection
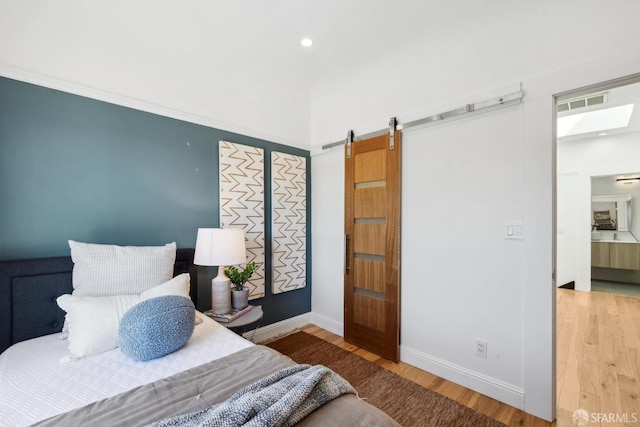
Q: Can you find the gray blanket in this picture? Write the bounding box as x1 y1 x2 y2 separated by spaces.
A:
35 346 399 427
148 364 355 427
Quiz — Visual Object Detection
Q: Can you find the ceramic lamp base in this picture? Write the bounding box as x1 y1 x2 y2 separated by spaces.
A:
211 275 231 315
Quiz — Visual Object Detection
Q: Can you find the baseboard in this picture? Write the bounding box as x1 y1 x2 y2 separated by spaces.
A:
308 313 524 410
400 346 525 410
309 312 343 337
244 312 312 343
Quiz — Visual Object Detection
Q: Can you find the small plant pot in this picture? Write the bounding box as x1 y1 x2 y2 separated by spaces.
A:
231 286 249 310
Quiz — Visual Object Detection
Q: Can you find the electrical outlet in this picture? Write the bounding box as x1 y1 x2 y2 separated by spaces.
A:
475 339 487 358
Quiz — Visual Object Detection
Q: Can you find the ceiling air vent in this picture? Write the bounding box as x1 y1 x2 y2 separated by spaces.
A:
558 92 607 112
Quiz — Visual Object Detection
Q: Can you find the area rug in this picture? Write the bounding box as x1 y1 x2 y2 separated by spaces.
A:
266 331 508 427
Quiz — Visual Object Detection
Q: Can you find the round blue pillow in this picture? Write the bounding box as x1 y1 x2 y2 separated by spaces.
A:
118 295 195 361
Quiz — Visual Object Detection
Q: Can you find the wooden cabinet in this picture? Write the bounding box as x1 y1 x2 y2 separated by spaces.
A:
591 242 610 268
609 243 640 270
592 242 640 270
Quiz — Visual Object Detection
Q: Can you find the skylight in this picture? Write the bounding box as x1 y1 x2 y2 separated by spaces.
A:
557 104 634 138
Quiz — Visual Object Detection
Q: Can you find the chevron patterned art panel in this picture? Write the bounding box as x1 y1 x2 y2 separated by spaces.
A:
271 151 307 294
219 141 265 299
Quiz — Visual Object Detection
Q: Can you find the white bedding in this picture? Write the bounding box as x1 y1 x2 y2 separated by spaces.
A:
0 314 252 427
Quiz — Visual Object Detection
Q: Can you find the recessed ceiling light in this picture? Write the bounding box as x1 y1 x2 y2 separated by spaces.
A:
598 132 608 136
300 38 313 48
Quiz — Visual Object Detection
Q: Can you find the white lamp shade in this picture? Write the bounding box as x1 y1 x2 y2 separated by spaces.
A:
193 228 246 266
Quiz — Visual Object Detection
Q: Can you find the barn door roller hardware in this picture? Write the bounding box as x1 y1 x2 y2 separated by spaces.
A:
345 130 353 159
389 117 397 150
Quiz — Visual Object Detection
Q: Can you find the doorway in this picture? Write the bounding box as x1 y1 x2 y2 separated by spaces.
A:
555 73 640 424
556 77 640 292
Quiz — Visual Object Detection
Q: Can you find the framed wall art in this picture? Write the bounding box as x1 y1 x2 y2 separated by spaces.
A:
219 140 265 299
271 151 307 294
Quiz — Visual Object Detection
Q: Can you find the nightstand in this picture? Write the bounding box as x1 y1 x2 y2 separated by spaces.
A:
208 305 263 342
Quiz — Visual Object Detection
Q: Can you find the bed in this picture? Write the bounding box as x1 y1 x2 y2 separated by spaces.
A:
0 244 398 426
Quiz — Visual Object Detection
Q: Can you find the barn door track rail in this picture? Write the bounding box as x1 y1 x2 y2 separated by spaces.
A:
322 90 524 151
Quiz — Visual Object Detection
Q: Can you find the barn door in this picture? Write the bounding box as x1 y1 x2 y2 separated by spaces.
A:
344 125 401 362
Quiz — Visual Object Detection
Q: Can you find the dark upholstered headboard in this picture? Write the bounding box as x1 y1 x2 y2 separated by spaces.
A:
0 248 197 354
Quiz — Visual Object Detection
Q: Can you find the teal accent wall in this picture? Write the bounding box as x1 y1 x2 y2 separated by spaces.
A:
0 76 311 322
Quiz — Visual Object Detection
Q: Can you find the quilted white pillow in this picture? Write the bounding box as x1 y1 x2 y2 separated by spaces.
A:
57 273 191 362
69 240 177 297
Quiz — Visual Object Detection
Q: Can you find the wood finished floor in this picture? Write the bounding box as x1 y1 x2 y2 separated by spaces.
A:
556 288 640 427
268 289 640 426
297 324 551 427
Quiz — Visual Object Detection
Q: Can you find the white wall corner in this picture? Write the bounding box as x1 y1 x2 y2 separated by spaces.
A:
400 345 525 411
246 312 312 343
310 312 344 337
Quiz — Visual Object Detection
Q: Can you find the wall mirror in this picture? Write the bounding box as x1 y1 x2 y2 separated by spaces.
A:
591 194 632 231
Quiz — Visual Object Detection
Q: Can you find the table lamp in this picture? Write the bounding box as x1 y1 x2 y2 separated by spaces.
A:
194 228 246 314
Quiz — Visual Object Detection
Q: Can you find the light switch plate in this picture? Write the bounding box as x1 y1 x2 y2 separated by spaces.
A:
505 221 524 239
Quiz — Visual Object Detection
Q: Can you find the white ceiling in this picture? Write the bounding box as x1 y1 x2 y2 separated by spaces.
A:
3 1 637 89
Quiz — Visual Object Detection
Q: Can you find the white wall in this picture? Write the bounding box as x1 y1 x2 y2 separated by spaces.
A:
401 107 525 404
310 148 345 334
310 37 640 427
557 132 640 291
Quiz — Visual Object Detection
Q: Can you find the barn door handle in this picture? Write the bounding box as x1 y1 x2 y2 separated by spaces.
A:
344 234 351 275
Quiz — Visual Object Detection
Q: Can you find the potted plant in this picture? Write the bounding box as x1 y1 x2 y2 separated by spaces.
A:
225 261 257 309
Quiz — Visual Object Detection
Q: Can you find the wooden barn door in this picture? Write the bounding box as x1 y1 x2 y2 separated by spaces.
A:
344 127 401 362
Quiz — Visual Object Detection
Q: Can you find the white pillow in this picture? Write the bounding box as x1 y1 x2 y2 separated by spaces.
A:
141 273 191 300
69 240 177 297
57 273 191 362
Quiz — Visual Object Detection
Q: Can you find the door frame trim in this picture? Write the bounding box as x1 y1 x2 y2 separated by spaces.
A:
552 71 640 421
